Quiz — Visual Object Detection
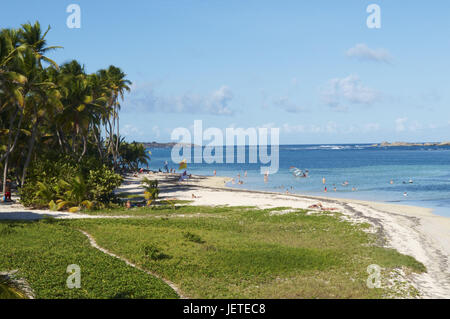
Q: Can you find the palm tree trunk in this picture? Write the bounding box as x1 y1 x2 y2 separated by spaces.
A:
78 135 87 162
115 108 120 167
0 106 22 162
93 127 103 159
2 154 9 200
21 119 39 186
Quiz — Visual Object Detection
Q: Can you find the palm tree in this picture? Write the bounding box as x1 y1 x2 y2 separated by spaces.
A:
98 66 131 170
1 21 134 199
0 29 27 197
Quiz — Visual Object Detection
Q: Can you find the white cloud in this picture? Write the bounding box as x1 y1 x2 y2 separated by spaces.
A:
280 122 380 135
122 124 143 137
273 96 307 113
259 122 276 129
152 125 160 139
395 118 408 132
321 75 380 109
362 123 380 133
282 123 305 133
346 43 392 63
325 121 338 133
408 121 423 132
127 84 235 115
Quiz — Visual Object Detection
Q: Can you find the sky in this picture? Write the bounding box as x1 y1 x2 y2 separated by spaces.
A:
2 0 450 144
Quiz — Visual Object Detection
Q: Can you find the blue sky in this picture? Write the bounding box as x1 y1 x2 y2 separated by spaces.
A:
2 0 450 144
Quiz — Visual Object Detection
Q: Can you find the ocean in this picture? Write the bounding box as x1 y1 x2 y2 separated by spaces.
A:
145 144 450 217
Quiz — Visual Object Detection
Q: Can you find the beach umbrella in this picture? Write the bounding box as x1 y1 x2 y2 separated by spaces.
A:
179 159 187 170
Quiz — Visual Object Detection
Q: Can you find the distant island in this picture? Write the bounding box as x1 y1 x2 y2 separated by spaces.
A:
371 141 450 147
140 141 198 148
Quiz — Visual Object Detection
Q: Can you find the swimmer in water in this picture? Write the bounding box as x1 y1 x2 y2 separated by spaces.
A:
322 177 326 185
324 186 328 193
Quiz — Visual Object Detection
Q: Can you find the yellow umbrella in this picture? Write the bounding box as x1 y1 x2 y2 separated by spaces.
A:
179 159 187 170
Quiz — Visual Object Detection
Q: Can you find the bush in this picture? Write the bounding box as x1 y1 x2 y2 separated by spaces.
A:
141 178 159 206
183 231 205 244
19 155 122 210
87 166 123 203
143 244 170 261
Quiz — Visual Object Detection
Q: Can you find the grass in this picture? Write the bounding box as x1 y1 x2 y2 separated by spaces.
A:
73 206 425 298
0 205 426 299
0 219 178 299
83 199 194 216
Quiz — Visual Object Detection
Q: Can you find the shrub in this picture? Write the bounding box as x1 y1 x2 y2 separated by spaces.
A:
183 231 205 244
141 178 159 206
19 156 122 210
143 244 170 261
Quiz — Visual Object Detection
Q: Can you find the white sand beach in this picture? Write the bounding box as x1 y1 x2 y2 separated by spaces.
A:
1 172 450 298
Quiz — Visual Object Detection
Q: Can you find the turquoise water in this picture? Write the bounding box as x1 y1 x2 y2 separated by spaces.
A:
146 145 450 217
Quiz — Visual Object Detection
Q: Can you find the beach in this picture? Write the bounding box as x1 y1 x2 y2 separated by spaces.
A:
1 172 450 298
118 172 450 298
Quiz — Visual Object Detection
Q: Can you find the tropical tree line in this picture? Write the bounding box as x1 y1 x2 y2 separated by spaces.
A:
0 21 149 208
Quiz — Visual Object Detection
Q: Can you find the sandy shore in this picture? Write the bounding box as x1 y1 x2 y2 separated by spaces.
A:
1 171 449 298
121 172 450 299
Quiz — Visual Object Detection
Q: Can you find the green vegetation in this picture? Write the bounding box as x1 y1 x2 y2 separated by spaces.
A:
0 220 178 299
0 21 148 210
141 178 159 206
0 205 426 299
19 156 122 210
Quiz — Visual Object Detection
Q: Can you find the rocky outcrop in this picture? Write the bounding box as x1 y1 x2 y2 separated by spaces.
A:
373 141 449 147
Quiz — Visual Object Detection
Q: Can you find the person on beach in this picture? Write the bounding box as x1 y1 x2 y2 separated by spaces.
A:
164 161 169 173
3 179 12 202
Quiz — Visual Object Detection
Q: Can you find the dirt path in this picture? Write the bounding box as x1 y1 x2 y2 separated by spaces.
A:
79 230 187 299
